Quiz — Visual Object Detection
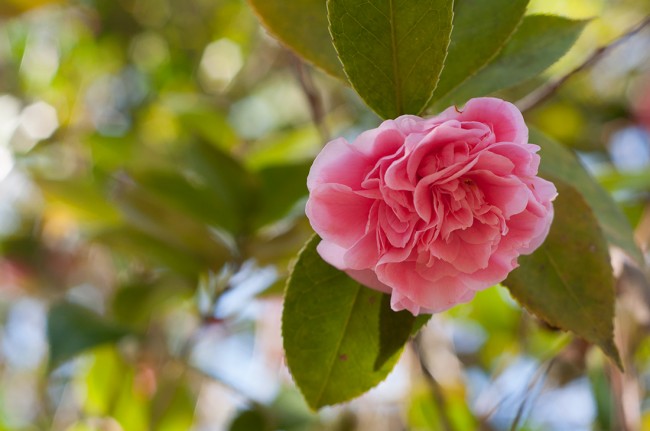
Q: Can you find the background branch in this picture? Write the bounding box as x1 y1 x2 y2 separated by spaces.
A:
517 15 650 113
413 333 457 431
290 53 330 143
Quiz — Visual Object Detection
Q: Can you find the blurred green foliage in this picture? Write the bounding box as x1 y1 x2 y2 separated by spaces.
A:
0 0 647 430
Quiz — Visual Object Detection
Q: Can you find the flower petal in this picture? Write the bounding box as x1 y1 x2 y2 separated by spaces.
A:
307 138 369 191
437 97 528 145
306 184 372 248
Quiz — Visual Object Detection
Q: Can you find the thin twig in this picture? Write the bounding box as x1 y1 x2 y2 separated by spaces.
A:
413 333 456 431
516 15 650 113
474 330 572 428
289 53 330 143
174 324 261 407
508 358 557 431
607 361 631 431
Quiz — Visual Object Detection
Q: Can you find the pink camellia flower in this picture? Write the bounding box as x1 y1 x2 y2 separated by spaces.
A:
306 97 557 315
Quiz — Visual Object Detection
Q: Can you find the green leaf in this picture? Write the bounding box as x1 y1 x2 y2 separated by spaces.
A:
590 367 616 431
271 389 318 430
37 179 121 225
328 0 454 118
438 15 587 107
229 408 273 431
246 217 315 266
532 128 643 264
47 302 132 370
111 177 232 268
96 227 209 277
176 106 239 151
283 236 413 409
248 0 345 79
375 294 417 370
112 279 192 328
430 0 529 102
408 386 478 431
151 381 196 431
503 180 621 368
253 162 311 228
134 169 243 234
182 141 259 234
598 168 650 194
245 125 321 170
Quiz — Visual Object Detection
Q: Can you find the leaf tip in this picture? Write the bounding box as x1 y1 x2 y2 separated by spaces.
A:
599 338 624 372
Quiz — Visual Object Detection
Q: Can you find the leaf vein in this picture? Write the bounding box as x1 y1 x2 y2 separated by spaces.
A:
313 285 363 405
388 0 402 115
397 7 437 45
542 246 602 335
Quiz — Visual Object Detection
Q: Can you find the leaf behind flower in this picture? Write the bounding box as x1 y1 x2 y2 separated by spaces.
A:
327 0 454 119
532 128 643 264
248 0 345 79
430 0 529 103
504 180 621 369
374 294 421 370
435 15 588 108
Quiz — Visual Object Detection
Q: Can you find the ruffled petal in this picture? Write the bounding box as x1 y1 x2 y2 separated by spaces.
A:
378 261 473 314
436 97 528 145
306 184 372 248
307 138 369 191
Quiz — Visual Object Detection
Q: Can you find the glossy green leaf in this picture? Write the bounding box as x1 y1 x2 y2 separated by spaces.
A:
328 0 454 118
375 294 417 370
504 180 621 368
283 236 412 409
532 128 643 264
47 302 132 370
430 0 529 102
248 0 345 78
373 308 430 372
438 15 587 107
413 314 432 334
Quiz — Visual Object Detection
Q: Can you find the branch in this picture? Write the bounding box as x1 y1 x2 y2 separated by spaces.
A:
508 358 556 431
413 333 457 431
517 15 650 113
289 53 330 143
